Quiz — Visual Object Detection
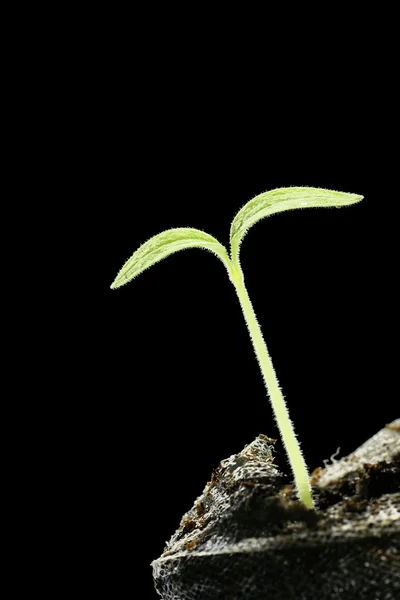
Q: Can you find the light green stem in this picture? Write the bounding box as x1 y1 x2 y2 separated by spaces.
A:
229 263 314 509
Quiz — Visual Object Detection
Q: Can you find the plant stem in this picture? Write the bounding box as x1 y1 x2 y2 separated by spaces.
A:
229 264 314 509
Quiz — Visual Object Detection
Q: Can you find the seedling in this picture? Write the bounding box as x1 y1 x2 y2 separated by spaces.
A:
111 187 362 509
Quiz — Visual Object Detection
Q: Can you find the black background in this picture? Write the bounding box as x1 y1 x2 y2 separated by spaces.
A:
54 15 398 599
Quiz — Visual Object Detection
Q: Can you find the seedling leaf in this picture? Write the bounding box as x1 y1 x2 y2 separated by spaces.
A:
230 187 363 263
110 227 230 289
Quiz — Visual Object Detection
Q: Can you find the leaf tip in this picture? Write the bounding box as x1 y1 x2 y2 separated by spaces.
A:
110 277 122 290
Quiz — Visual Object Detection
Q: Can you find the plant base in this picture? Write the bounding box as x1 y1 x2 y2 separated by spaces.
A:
152 421 400 599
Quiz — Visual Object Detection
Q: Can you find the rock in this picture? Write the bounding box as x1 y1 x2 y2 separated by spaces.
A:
152 421 400 599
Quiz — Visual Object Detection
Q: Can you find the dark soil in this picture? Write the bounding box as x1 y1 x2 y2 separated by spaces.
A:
153 421 400 600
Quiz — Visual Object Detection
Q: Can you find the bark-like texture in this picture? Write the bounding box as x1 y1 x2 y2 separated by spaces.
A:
153 420 400 599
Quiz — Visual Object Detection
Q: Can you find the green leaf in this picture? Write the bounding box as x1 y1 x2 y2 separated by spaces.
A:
230 187 363 262
110 228 230 289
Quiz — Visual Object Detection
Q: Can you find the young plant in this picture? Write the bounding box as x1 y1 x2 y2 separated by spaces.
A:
111 187 362 509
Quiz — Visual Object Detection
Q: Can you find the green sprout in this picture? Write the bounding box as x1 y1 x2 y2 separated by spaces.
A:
111 187 363 509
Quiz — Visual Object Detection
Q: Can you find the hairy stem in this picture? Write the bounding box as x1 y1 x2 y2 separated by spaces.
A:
229 264 314 509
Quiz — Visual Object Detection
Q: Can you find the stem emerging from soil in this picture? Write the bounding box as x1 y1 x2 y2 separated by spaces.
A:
230 264 314 509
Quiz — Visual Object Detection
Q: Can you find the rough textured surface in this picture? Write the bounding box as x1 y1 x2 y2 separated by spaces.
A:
152 421 400 599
